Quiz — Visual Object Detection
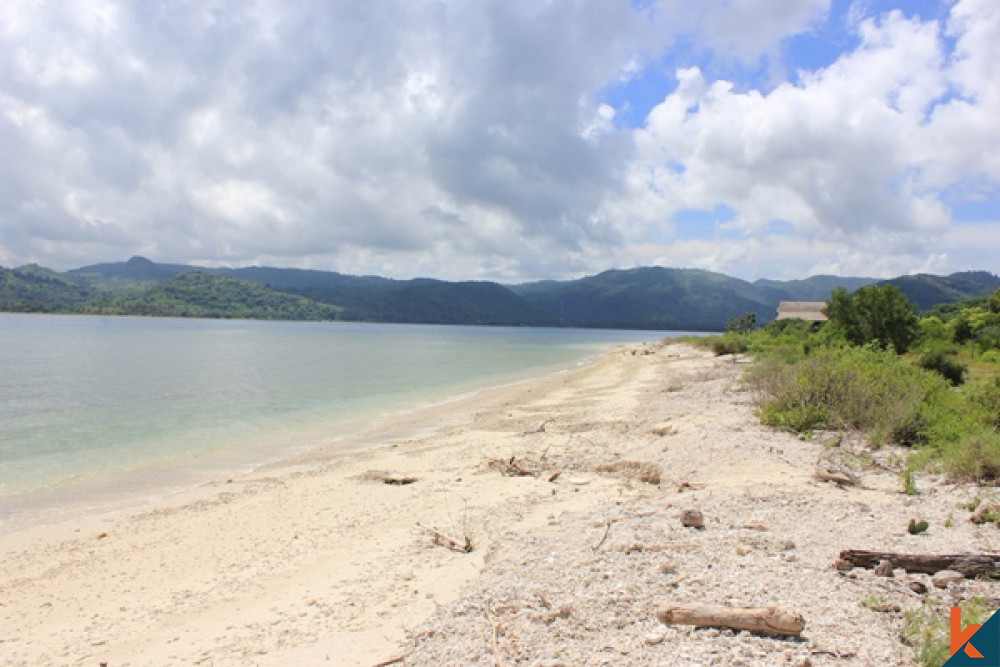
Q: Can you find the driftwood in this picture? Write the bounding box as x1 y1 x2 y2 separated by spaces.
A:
657 604 805 638
814 467 858 487
489 456 537 477
838 550 1000 577
416 523 474 553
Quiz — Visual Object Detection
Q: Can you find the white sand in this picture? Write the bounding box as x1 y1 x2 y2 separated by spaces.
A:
2 342 998 666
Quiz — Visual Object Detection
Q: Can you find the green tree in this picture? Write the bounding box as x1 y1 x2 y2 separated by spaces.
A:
825 285 919 353
727 310 756 333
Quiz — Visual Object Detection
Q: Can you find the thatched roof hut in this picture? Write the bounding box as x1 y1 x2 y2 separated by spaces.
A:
776 301 828 323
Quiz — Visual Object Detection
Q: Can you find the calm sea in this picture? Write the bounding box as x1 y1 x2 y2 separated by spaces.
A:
0 314 689 529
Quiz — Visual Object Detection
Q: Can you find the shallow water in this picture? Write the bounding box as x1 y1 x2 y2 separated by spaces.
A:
0 314 691 526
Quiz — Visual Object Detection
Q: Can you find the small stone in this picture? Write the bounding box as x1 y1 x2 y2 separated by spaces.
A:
779 540 796 551
644 629 666 645
680 509 704 529
874 559 894 577
909 580 928 595
659 559 678 575
834 558 853 571
932 570 965 588
735 545 752 556
652 423 676 436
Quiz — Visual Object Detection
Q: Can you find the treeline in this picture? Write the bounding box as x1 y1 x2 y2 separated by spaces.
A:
696 284 1000 482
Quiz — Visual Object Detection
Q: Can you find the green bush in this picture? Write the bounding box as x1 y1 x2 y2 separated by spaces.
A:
746 346 947 445
981 350 1000 364
711 333 749 356
918 348 967 386
941 429 1000 481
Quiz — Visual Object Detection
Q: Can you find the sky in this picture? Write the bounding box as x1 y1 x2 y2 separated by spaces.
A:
1 0 999 282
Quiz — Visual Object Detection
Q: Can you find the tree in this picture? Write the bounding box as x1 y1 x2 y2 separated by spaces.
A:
728 310 756 334
825 285 919 353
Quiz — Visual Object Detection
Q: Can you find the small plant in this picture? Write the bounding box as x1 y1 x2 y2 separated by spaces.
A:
944 513 954 528
861 595 888 610
903 469 919 496
903 598 991 667
967 496 983 512
908 519 929 535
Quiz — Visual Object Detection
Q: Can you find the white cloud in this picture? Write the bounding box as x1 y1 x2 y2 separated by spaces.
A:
612 3 1000 279
0 0 997 282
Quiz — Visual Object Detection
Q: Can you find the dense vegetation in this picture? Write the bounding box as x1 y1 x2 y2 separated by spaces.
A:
80 272 345 320
695 285 1000 483
3 256 1000 328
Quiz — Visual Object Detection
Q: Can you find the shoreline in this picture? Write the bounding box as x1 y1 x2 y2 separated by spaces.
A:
4 341 997 665
2 340 665 665
0 340 616 539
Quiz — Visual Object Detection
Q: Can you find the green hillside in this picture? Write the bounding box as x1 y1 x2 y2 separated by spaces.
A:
80 272 344 320
4 257 998 330
880 271 1000 311
0 265 93 312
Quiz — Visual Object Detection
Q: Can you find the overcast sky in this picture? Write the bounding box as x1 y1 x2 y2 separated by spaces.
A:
1 0 998 281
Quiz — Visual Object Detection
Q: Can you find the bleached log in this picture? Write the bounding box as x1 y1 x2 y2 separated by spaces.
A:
657 604 805 638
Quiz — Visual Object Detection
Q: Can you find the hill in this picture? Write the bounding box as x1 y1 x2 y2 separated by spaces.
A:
879 271 1000 311
80 272 345 320
4 257 998 329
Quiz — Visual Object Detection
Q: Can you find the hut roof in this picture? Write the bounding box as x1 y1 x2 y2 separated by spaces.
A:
776 301 828 322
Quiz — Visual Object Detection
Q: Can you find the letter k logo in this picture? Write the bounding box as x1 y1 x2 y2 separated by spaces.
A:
953 607 985 659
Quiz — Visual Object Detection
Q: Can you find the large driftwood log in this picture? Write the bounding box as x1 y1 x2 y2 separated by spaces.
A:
657 604 805 638
838 550 1000 577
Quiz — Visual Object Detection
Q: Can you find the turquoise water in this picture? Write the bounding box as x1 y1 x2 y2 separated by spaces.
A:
0 314 684 525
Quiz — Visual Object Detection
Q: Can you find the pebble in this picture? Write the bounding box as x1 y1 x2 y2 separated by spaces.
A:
932 570 965 588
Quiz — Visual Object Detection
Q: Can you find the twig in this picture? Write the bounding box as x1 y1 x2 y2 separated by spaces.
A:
592 519 615 551
372 653 409 666
416 523 474 553
485 606 506 667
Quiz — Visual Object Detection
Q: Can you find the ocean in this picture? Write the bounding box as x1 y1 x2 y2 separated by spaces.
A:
0 313 690 530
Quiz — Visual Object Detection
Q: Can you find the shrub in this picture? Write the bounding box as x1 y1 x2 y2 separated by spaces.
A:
941 429 1000 481
746 346 947 445
711 333 748 356
981 350 1000 364
918 348 967 386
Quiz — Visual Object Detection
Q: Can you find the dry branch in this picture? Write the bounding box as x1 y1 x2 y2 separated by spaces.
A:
489 456 537 477
592 519 614 551
814 467 858 487
838 550 1000 577
416 523 474 553
657 604 805 638
485 606 506 667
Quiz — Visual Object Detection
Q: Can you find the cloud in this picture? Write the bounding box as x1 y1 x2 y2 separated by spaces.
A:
613 2 1000 278
0 0 997 282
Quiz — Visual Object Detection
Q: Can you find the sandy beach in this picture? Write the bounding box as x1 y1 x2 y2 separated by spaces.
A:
3 341 999 666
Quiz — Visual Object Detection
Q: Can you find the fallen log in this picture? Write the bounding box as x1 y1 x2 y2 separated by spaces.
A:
657 604 805 638
814 467 858 487
838 550 1000 577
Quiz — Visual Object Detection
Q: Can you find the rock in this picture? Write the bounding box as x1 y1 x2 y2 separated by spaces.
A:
652 423 676 436
735 545 752 556
834 558 853 571
932 570 965 588
680 509 704 529
909 581 928 595
874 559 894 577
970 503 1000 524
644 629 666 645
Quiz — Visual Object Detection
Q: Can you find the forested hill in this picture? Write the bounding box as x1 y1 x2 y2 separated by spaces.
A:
2 256 998 330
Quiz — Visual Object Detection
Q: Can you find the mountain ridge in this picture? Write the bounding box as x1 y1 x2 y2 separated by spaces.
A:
4 256 998 330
